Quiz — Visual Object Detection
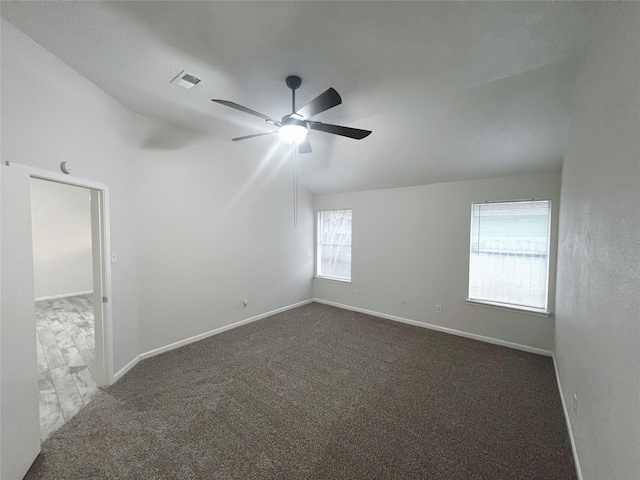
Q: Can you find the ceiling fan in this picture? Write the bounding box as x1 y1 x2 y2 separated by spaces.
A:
212 75 372 154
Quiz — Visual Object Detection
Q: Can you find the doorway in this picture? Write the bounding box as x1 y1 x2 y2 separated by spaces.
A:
1 162 113 478
30 179 102 440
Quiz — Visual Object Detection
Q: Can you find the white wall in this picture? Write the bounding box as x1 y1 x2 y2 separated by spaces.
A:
1 19 141 373
314 171 561 351
30 178 93 300
1 19 315 368
5 7 638 476
555 4 640 479
134 129 314 353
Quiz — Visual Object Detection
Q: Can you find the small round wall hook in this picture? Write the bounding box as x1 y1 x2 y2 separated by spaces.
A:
60 161 71 174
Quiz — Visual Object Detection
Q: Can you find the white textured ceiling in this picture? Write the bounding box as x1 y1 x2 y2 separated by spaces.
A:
1 1 601 194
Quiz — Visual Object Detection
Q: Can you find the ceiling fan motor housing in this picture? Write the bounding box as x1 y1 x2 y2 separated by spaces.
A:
285 75 302 90
281 115 305 126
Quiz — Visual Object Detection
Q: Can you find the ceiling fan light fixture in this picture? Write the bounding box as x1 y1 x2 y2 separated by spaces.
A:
213 75 371 153
279 121 308 144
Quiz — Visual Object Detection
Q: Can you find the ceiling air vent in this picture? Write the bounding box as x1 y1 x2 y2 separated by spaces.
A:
170 70 202 89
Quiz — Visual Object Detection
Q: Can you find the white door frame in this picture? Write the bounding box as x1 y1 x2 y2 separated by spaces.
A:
2 161 114 477
23 163 114 386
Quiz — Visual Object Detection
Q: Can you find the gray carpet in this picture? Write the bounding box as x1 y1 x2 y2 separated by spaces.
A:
25 303 576 479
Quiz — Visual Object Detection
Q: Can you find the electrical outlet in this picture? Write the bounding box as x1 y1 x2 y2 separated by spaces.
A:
572 394 578 415
354 290 358 297
436 304 442 314
400 299 405 306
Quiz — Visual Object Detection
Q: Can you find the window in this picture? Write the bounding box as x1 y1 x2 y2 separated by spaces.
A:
317 209 352 281
468 200 551 312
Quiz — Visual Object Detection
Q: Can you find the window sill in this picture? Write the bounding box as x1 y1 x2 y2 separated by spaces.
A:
465 299 552 318
314 275 352 285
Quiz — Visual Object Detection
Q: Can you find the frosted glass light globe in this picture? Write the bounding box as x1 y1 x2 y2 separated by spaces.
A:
279 123 308 144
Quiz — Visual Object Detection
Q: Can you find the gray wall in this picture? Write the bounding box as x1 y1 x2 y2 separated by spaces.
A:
30 178 93 300
555 4 640 479
314 171 561 352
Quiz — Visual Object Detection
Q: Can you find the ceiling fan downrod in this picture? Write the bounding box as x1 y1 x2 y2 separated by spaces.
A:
285 75 302 113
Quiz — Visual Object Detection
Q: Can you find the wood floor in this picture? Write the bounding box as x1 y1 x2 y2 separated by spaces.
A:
35 295 99 441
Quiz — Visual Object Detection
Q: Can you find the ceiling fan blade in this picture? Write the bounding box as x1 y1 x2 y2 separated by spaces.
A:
212 99 280 125
232 131 278 142
296 88 342 119
308 121 372 140
298 135 312 154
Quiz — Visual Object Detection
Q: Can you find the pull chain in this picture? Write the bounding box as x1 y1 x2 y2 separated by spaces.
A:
293 145 298 227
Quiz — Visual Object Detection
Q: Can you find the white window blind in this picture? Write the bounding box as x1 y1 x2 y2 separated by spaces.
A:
468 200 551 312
317 209 352 281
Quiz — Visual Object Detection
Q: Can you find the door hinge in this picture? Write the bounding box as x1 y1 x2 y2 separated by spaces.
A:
102 296 108 303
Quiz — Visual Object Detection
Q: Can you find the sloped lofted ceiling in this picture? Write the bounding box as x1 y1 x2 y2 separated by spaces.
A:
1 1 601 194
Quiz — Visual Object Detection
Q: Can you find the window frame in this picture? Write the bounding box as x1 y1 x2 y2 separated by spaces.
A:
467 199 552 315
315 208 353 283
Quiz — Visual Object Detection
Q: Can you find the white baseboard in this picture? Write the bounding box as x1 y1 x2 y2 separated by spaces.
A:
111 298 579 476
313 300 583 473
111 299 315 383
35 290 93 301
141 299 314 361
312 298 553 357
552 354 583 480
113 297 550 382
112 355 140 383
